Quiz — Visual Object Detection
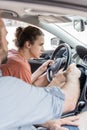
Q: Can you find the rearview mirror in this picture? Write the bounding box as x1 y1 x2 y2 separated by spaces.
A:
73 19 85 32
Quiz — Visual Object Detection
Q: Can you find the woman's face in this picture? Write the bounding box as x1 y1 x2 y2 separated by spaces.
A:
29 35 44 59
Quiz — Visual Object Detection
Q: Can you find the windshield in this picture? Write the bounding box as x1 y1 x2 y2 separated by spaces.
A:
56 22 87 46
4 16 87 51
4 19 55 51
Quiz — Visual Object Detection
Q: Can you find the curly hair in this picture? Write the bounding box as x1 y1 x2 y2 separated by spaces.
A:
15 26 44 48
14 26 24 47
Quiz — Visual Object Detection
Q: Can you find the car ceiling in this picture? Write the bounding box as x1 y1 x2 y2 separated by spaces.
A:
0 0 87 44
2 0 87 12
0 0 87 52
0 0 87 20
3 0 87 8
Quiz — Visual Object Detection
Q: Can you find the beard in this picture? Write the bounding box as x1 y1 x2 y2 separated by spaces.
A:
1 50 8 64
1 56 7 64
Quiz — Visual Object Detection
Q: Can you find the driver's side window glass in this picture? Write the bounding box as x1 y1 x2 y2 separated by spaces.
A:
4 18 55 51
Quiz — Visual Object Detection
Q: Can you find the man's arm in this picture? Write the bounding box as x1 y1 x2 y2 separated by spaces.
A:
0 76 65 128
49 63 81 113
62 64 81 113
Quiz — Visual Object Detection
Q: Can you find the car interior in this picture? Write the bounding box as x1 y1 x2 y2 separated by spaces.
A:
0 0 87 117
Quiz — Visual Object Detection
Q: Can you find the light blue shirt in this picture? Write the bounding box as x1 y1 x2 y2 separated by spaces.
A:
0 76 65 130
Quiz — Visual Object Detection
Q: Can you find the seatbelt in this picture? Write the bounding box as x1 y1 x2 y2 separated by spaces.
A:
79 70 87 103
75 69 87 114
71 69 87 115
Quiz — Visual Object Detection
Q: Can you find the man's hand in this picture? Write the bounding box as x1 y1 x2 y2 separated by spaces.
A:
66 63 81 81
44 116 79 130
50 69 67 88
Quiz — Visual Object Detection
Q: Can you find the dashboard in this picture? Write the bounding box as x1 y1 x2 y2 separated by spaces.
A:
29 44 87 73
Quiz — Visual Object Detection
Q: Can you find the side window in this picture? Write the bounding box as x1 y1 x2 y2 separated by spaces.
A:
3 18 55 51
3 19 28 50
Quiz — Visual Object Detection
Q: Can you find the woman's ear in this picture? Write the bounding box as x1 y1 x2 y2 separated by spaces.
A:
24 41 31 48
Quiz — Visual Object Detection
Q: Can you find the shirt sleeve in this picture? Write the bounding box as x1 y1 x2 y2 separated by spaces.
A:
0 76 65 129
0 59 32 84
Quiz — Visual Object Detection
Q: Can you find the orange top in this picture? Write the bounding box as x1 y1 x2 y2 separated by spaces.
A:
0 49 32 84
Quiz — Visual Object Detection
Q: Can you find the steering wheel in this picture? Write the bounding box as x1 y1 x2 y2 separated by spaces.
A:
47 43 72 82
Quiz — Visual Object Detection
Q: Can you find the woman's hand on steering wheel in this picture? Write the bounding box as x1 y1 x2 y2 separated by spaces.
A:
39 60 54 75
47 43 72 82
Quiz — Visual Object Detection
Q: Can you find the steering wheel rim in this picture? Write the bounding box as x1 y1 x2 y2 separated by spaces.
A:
51 43 71 69
47 43 72 82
